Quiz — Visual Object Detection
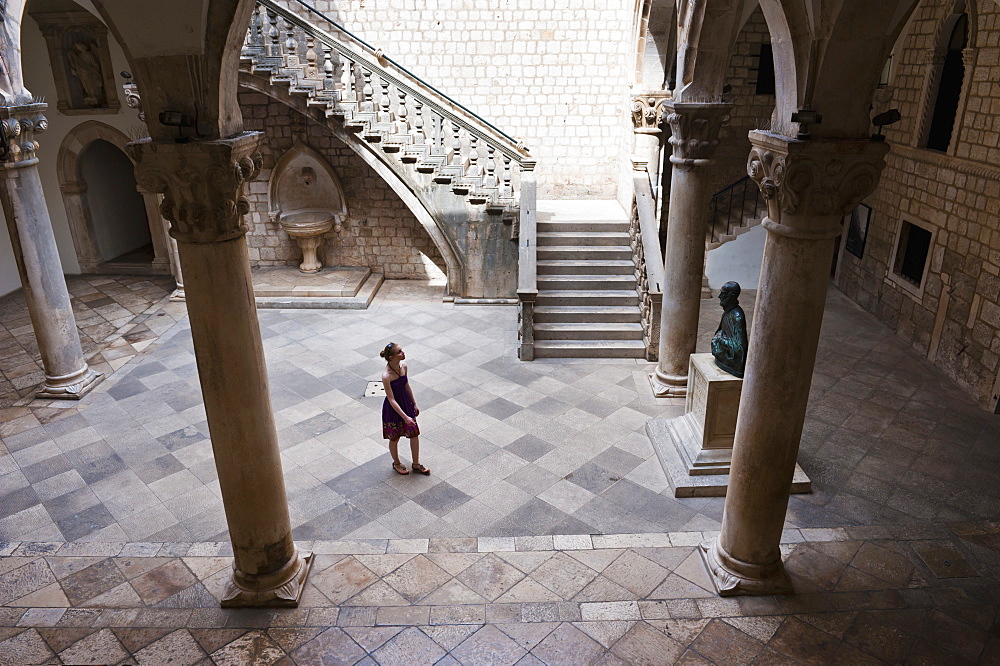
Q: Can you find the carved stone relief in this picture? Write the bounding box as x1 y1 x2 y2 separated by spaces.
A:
30 11 121 115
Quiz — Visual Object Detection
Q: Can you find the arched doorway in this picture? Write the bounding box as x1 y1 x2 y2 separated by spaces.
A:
57 121 172 275
78 139 151 266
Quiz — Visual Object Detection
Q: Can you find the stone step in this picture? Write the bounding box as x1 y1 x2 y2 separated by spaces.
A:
537 199 628 223
533 339 647 358
535 290 638 306
537 220 630 233
536 260 635 275
537 275 636 290
533 306 641 323
536 246 633 261
534 322 644 340
537 232 630 247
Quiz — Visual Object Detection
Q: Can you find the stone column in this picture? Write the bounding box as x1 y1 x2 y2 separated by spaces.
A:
0 101 103 399
129 133 311 607
701 132 888 596
630 92 669 202
651 102 730 397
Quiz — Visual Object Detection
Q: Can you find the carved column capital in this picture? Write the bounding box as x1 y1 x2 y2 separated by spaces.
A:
663 101 731 167
128 132 263 244
631 92 671 135
0 102 48 168
747 131 889 240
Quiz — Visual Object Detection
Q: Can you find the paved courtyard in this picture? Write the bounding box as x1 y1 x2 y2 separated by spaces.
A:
0 278 998 663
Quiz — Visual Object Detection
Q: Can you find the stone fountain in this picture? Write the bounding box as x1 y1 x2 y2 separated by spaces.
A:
269 141 348 273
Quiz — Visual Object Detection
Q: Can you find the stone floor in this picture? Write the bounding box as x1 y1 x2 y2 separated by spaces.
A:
0 275 180 411
1 278 998 663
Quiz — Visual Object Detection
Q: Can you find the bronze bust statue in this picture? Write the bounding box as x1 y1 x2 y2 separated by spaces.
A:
711 281 748 378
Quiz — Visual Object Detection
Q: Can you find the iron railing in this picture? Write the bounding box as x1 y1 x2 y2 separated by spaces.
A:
707 175 766 245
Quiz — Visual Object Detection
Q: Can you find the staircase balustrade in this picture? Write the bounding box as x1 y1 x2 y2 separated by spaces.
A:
243 0 532 220
707 175 766 246
631 164 664 361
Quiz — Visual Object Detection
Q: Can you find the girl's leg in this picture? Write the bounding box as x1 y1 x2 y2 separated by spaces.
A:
389 438 408 473
408 435 420 466
409 436 429 473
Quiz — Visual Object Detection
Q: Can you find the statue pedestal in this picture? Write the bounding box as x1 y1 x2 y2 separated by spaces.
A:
647 354 811 497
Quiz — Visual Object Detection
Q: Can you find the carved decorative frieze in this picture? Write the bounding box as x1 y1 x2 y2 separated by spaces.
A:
663 102 731 167
747 130 889 239
630 92 670 134
128 133 264 244
0 102 48 167
30 11 120 115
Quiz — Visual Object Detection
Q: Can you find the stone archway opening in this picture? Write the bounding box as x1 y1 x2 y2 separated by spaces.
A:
77 138 152 267
57 121 172 276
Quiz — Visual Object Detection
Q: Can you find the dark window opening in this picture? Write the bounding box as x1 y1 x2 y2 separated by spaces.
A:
754 44 775 95
926 13 968 152
894 221 932 286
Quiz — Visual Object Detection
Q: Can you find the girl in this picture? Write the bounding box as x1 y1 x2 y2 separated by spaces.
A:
380 342 429 475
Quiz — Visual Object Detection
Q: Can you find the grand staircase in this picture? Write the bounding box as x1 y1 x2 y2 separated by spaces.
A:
531 201 646 358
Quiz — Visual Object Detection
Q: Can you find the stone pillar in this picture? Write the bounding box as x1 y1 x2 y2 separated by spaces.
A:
651 102 730 397
129 133 311 607
630 92 669 202
701 132 888 596
0 101 103 399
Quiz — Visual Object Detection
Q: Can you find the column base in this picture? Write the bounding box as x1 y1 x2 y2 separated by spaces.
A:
649 369 688 397
35 365 104 400
169 287 186 302
221 549 313 608
699 538 793 597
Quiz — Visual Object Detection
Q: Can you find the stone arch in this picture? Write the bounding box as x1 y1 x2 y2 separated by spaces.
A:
634 0 677 89
239 72 464 296
56 120 170 272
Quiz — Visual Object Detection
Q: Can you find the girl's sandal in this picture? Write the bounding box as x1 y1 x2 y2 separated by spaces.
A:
392 462 410 475
411 463 431 475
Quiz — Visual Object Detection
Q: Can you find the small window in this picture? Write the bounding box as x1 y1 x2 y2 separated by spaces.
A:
887 219 936 298
754 44 775 96
894 222 932 285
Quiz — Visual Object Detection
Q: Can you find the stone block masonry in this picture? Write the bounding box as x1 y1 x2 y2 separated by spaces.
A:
239 91 447 281
305 0 636 199
836 0 1000 411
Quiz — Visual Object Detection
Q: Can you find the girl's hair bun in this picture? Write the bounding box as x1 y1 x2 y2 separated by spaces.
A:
380 342 396 359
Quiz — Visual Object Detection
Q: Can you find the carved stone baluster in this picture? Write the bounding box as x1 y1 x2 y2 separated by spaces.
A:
502 154 513 198
485 144 497 187
361 69 374 112
450 121 462 166
284 21 299 67
267 8 280 58
468 135 479 174
322 45 339 94
394 88 408 135
304 35 319 78
378 76 392 124
410 100 426 144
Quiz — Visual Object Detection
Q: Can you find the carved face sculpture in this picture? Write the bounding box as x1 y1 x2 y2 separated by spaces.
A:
299 166 315 186
719 281 741 309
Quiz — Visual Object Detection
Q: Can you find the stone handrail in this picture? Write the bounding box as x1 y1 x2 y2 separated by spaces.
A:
631 162 663 361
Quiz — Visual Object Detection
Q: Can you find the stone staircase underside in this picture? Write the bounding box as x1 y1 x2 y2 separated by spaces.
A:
533 200 645 358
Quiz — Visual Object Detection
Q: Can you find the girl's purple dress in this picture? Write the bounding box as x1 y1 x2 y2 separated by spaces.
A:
382 374 419 439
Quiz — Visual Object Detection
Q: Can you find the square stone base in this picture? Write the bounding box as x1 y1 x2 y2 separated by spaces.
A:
647 416 812 498
252 267 383 309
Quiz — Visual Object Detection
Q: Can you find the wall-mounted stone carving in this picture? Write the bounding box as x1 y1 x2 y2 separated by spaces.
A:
31 11 120 115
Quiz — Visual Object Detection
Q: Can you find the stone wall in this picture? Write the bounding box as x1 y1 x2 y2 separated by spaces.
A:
835 0 1000 411
302 0 636 199
239 91 447 280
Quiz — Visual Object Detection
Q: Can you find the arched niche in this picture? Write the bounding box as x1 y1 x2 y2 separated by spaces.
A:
268 140 348 223
57 121 171 274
